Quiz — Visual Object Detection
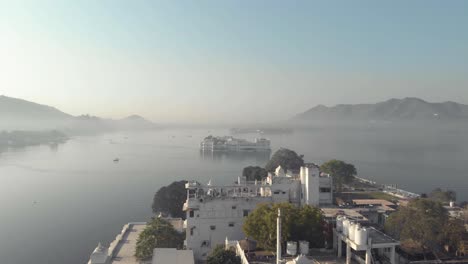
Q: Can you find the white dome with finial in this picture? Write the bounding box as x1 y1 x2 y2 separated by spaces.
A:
275 166 285 177
90 242 109 264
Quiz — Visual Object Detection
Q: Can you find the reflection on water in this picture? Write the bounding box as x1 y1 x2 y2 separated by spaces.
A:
0 141 64 154
199 150 271 164
0 126 468 264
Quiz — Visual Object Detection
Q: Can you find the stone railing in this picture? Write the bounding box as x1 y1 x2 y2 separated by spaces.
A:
225 239 250 264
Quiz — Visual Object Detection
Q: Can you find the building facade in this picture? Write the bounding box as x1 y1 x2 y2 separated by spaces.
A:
184 164 333 261
200 136 271 152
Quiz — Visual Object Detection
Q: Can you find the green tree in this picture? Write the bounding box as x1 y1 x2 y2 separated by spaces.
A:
152 180 187 219
243 203 324 250
242 166 268 181
135 218 185 260
265 148 304 172
291 205 325 248
429 188 457 203
320 160 356 191
385 198 464 259
443 218 465 254
206 245 241 264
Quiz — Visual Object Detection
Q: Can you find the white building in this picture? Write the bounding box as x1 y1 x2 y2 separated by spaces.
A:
184 164 333 261
200 136 271 152
335 216 399 264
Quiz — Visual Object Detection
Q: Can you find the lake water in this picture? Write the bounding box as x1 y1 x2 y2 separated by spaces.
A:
0 126 467 264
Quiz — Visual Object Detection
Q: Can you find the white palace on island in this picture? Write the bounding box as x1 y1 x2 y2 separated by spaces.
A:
200 135 271 152
183 164 333 261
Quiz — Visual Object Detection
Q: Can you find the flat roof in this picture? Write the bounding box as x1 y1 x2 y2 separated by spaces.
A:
152 248 194 264
321 208 368 221
368 227 399 245
352 199 395 206
110 223 146 264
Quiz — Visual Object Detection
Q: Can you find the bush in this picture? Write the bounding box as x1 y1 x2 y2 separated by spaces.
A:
206 245 240 264
152 180 187 218
265 148 304 172
135 218 185 260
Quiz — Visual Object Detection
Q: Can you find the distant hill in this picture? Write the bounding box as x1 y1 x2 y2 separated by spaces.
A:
115 115 159 130
0 95 73 120
293 98 468 122
0 95 158 132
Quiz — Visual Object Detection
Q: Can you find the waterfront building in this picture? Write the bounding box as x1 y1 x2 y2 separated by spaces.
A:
184 164 333 261
200 136 271 152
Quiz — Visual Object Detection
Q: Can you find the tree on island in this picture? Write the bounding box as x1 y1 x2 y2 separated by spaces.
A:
135 218 185 260
385 198 465 259
429 188 457 203
206 245 241 264
242 166 268 181
265 148 304 172
243 203 324 250
152 180 187 219
320 160 356 191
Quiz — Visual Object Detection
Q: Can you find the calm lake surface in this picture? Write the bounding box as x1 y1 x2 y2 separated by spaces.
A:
0 126 467 264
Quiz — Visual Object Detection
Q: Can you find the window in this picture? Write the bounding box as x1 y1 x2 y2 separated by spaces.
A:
201 240 210 247
243 210 250 217
320 187 331 193
210 225 216 230
228 222 235 227
190 227 196 236
189 210 194 218
232 205 237 209
273 191 280 194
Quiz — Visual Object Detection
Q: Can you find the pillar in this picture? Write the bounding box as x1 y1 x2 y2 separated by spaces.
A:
390 246 396 264
337 238 342 257
346 244 351 264
277 209 281 264
365 247 371 264
333 231 337 251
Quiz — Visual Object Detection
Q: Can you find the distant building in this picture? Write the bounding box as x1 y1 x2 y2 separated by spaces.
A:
184 164 333 261
200 136 271 152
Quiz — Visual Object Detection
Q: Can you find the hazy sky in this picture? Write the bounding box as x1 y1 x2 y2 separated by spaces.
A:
1 1 468 123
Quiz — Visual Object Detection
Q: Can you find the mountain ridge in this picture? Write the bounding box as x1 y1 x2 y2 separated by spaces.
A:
0 95 73 120
294 97 468 121
0 95 157 131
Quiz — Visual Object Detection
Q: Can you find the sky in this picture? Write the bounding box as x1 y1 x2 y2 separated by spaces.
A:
1 0 468 123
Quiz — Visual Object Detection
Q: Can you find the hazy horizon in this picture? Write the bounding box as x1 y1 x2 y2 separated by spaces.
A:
2 1 468 123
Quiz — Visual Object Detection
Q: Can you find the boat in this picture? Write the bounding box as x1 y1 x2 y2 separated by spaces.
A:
113 158 120 162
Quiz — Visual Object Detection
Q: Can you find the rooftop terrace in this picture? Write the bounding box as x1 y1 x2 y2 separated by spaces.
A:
109 223 146 264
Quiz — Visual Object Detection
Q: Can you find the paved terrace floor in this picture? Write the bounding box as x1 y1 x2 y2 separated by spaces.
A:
110 224 147 264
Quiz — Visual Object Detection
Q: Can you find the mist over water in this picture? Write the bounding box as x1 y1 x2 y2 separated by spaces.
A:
0 124 467 264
